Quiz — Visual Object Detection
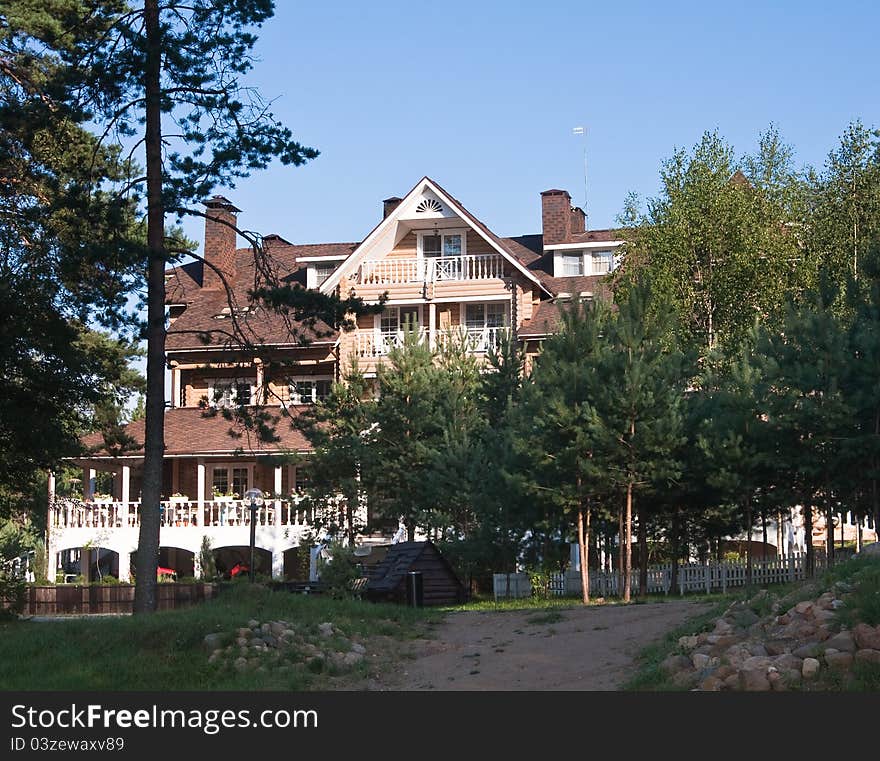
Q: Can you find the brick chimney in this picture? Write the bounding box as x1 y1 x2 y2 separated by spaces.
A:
570 205 586 235
383 196 403 219
202 195 240 290
541 189 572 246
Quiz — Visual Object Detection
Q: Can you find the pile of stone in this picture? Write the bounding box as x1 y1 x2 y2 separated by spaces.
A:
202 619 368 674
660 584 880 691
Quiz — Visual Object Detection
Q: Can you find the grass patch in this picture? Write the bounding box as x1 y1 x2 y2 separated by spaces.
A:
823 555 880 627
525 611 565 626
1 584 437 691
623 596 735 692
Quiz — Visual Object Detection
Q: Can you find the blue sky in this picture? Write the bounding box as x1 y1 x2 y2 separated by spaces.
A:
175 0 880 249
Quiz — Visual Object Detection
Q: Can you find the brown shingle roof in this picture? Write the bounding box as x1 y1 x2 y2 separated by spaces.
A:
81 406 312 457
164 241 357 350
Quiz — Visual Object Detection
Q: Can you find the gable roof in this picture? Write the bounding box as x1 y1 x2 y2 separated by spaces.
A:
364 540 462 593
319 177 552 297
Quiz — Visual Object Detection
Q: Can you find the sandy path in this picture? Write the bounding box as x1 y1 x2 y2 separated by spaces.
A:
372 600 711 691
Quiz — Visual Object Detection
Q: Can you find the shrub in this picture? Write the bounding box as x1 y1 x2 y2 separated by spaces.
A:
317 542 362 599
0 569 26 619
198 536 217 581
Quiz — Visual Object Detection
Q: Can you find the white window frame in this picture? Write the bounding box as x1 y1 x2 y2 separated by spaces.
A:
374 305 422 350
590 250 614 274
459 302 509 352
561 253 584 276
416 229 468 260
210 463 253 499
288 376 334 405
208 378 255 408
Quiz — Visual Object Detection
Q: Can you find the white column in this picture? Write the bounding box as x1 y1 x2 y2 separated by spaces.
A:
274 466 282 527
272 551 284 579
170 365 181 408
197 458 206 507
121 465 131 505
255 359 265 405
46 471 56 583
84 468 96 500
117 548 131 582
429 302 437 349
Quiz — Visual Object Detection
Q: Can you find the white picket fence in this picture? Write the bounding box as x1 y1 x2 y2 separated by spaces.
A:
493 553 828 600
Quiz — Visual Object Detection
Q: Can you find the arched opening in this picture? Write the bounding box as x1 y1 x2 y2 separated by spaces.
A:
56 547 119 583
213 546 271 579
129 547 195 579
283 546 311 581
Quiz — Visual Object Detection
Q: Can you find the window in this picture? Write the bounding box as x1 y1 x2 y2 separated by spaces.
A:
591 251 613 274
561 254 584 276
314 262 336 286
418 231 466 258
210 379 253 408
289 378 333 404
463 302 508 351
211 465 250 498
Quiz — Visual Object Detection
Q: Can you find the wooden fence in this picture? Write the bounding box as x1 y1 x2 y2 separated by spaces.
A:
7 583 217 615
493 553 830 600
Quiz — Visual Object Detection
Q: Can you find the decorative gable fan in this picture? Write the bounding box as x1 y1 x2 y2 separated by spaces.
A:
415 198 443 214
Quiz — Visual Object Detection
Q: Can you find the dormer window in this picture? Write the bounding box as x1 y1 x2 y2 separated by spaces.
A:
314 262 336 286
209 379 253 408
289 377 333 404
561 254 584 276
591 251 613 274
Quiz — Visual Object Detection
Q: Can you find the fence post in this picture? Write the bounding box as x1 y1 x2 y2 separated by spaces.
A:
788 554 795 583
721 562 727 594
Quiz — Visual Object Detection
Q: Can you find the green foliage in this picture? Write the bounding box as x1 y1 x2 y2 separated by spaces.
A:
826 556 880 627
198 536 217 582
317 543 363 600
0 570 26 619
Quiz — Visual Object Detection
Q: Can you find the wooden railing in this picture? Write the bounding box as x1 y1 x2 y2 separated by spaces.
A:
50 498 315 530
358 254 505 285
355 326 506 358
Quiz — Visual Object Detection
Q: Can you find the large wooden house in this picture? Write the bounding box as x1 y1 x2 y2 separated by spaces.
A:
47 177 624 582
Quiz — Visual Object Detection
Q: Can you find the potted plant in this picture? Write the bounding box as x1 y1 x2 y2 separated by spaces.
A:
91 492 113 503
212 487 236 503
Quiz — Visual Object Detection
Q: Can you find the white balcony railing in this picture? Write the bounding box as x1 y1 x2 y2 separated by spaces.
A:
50 498 316 530
358 254 505 286
355 326 507 358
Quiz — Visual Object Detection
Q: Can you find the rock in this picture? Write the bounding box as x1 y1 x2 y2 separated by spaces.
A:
723 673 741 691
724 645 752 668
854 649 880 665
794 601 814 616
858 541 880 556
768 671 787 691
679 635 699 651
802 658 820 679
660 654 692 675
671 670 698 689
270 621 287 636
234 657 248 672
699 675 724 691
746 642 768 657
208 651 222 664
318 622 335 638
260 623 270 635
692 653 712 670
351 642 367 655
823 651 853 671
793 643 820 659
825 631 856 653
783 669 802 687
714 619 734 635
776 614 791 626
831 599 846 610
248 619 260 629
694 644 714 656
236 627 252 639
773 654 803 672
714 665 736 681
732 609 760 628
815 626 833 641
765 639 796 656
697 632 711 645
853 623 880 651
236 637 249 647
342 651 364 666
739 668 771 691
742 656 772 672
203 633 228 653
813 610 836 624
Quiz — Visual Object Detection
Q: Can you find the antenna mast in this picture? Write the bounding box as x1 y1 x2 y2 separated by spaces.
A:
572 126 588 229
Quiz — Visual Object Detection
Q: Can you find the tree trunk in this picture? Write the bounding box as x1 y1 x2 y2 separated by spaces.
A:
638 507 648 597
670 510 680 595
761 507 768 562
406 521 415 543
777 510 784 559
745 495 753 589
804 498 814 578
623 481 633 602
134 0 166 614
578 505 590 605
617 505 624 597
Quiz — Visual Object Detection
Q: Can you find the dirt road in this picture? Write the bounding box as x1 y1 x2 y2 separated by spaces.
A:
370 600 711 691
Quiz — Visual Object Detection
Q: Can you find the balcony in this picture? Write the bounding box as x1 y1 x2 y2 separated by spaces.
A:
358 254 505 286
355 326 507 358
50 497 316 530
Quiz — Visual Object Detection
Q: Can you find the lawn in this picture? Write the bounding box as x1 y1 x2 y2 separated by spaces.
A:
0 583 437 691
